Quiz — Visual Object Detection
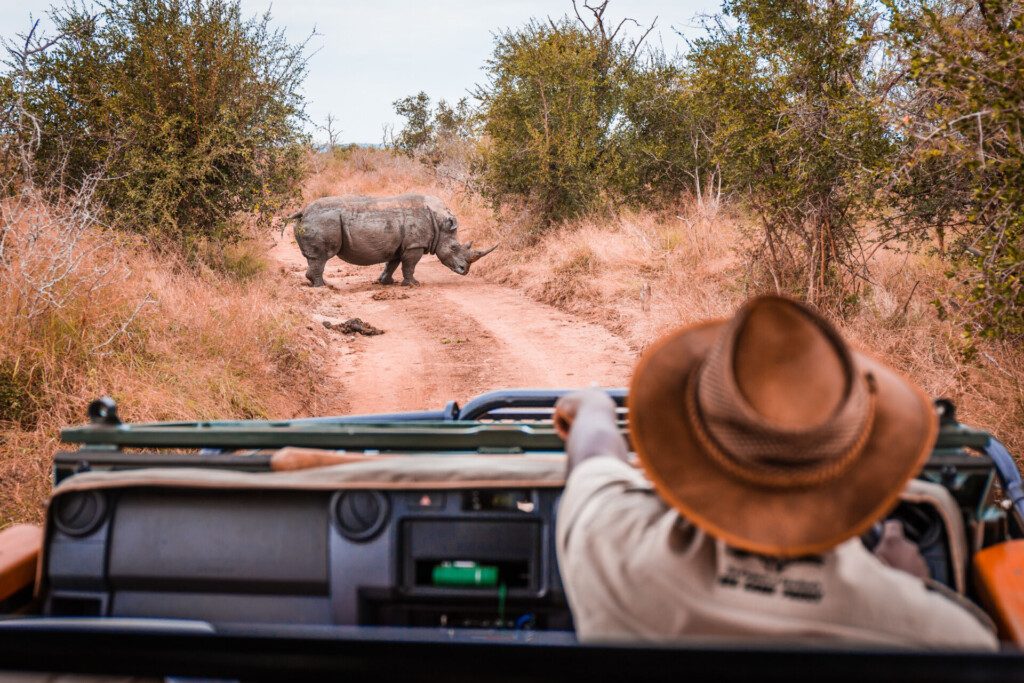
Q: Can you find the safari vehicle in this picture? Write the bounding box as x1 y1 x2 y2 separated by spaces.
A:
2 390 1024 681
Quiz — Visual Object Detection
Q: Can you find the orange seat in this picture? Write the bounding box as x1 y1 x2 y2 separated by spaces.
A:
974 539 1024 645
0 524 42 604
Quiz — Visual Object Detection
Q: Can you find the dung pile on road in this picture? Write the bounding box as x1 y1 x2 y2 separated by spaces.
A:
371 290 409 301
323 318 384 336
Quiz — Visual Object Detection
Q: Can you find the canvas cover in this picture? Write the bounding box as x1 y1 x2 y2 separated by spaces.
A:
50 450 567 495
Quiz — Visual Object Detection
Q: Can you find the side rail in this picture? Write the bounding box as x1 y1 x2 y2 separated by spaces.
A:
986 437 1024 535
59 390 628 453
933 399 1024 535
55 392 625 483
458 388 628 422
54 393 1019 529
291 388 628 423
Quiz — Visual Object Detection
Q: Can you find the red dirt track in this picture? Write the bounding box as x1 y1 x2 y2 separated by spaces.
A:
270 235 633 415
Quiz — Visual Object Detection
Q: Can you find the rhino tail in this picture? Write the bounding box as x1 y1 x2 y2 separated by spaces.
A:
286 210 303 221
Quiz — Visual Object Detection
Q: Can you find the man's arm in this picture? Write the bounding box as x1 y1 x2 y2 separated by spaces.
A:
554 389 629 474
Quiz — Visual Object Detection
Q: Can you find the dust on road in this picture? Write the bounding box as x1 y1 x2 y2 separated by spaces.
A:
270 235 634 416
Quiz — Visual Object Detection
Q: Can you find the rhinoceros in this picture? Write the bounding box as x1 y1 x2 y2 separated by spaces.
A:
287 194 496 287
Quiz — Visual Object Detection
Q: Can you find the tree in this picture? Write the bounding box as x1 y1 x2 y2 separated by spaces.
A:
321 113 342 152
615 54 721 208
686 0 894 306
16 0 310 252
389 92 474 160
887 0 1024 339
475 1 654 226
390 91 435 155
388 91 478 187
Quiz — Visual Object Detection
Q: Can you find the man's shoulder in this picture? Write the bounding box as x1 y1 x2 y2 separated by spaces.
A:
561 457 657 521
827 540 997 646
557 455 674 552
567 455 652 490
571 454 637 476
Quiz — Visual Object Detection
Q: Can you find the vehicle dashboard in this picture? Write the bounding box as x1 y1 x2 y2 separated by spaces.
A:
39 392 1016 633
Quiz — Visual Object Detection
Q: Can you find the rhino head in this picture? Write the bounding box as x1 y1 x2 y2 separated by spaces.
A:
435 215 496 275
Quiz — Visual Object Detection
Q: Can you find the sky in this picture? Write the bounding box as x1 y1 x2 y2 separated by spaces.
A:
1 1 719 144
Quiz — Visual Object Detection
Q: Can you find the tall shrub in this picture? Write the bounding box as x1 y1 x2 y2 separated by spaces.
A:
388 91 477 184
19 0 309 251
615 55 721 208
687 0 894 306
475 3 653 226
887 0 1024 339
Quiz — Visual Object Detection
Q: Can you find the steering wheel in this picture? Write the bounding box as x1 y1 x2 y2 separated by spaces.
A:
861 502 944 552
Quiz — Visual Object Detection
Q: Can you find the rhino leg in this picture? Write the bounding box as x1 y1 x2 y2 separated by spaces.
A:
378 257 401 285
305 256 328 287
400 248 424 286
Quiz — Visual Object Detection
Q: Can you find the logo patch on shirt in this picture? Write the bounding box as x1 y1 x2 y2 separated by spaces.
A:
717 549 825 603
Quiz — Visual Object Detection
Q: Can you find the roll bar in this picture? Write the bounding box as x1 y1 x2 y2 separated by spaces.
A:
58 393 1019 531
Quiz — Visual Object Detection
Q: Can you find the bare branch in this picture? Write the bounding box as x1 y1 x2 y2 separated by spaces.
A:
91 293 156 354
571 0 588 31
319 112 341 151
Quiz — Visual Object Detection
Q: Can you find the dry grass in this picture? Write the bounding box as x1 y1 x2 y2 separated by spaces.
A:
0 195 334 527
469 197 747 345
536 245 602 311
307 149 1024 457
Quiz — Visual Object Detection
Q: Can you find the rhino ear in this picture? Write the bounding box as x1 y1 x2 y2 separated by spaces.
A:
444 217 456 232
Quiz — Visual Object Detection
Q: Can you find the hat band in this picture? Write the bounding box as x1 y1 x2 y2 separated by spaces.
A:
684 369 878 489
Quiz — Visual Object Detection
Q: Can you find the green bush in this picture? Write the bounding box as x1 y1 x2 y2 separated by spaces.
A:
0 73 17 182
474 6 652 226
887 0 1024 339
388 91 477 173
615 56 720 207
18 0 309 253
685 0 894 306
390 92 435 155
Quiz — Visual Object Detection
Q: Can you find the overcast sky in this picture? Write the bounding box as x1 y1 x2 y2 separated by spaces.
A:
1 1 719 144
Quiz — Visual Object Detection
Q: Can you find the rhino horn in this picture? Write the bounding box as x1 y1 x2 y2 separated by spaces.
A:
463 240 473 250
468 244 497 262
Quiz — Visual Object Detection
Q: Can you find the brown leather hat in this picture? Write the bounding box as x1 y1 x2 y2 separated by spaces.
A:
629 295 937 557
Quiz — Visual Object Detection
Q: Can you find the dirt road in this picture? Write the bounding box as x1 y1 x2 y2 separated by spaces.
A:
270 235 633 415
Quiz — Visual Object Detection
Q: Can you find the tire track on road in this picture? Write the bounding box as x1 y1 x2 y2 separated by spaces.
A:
270 236 633 416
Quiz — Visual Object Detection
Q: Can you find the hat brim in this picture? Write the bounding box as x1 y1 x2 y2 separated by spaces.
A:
628 319 938 558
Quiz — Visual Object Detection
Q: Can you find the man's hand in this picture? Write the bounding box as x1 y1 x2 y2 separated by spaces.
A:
554 389 628 474
553 388 617 440
873 520 930 580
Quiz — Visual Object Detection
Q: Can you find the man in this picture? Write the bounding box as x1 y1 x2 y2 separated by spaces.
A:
553 295 997 648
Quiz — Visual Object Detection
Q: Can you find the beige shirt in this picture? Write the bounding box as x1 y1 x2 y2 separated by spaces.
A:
556 456 998 649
